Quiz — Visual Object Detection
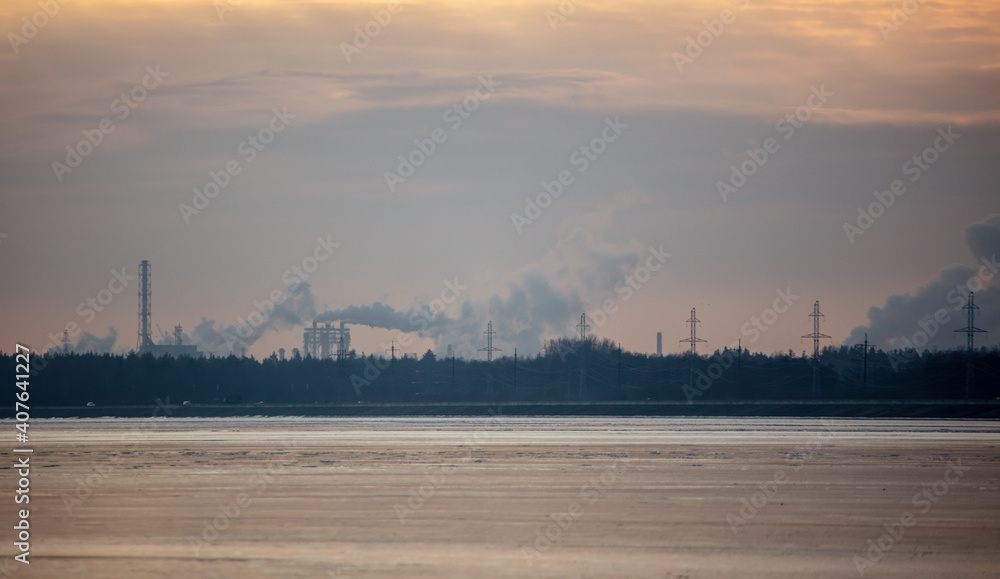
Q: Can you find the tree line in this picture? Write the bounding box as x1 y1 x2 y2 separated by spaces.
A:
4 337 999 407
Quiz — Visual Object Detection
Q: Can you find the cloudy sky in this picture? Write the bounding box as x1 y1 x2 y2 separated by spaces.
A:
1 0 998 360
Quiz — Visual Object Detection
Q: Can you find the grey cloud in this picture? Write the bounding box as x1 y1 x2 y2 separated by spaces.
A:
847 215 1000 350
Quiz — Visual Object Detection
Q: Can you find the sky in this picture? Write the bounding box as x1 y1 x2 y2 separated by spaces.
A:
1 0 999 361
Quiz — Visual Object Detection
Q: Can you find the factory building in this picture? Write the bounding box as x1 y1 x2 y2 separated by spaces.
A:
303 320 350 360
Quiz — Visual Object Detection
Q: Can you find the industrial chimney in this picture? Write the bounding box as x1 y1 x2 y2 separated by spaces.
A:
137 260 154 352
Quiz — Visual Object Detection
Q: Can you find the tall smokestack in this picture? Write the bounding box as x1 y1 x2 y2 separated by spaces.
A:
137 260 153 351
656 332 662 356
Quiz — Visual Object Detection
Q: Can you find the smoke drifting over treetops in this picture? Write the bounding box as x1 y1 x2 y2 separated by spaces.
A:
190 282 318 355
83 210 1000 359
58 265 611 358
64 215 997 358
846 214 1000 351
313 270 586 358
54 205 661 357
72 327 118 354
309 217 647 358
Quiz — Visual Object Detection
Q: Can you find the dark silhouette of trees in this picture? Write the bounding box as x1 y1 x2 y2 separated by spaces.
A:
2 339 998 407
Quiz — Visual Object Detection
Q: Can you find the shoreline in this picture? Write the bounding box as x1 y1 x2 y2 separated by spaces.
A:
12 400 1000 419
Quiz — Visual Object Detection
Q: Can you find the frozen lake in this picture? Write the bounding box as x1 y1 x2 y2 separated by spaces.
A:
4 417 999 578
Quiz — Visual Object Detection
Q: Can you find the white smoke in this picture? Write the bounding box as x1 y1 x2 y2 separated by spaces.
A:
74 327 118 354
313 269 585 358
312 196 656 357
190 282 318 355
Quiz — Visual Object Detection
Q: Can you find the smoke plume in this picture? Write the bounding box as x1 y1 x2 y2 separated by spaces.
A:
313 269 587 358
312 199 656 358
846 215 1000 351
74 327 118 354
191 282 318 355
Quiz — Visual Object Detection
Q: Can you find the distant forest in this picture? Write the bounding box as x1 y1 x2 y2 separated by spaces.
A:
6 338 1000 407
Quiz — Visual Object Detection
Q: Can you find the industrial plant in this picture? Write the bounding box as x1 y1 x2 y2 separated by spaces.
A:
136 260 200 358
17 260 997 409
303 320 351 360
129 260 990 375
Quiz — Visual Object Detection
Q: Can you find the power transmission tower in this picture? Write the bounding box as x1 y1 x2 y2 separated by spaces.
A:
802 301 831 399
802 301 831 359
617 342 622 396
513 348 517 399
954 292 987 352
863 333 868 388
478 321 501 362
679 308 707 354
954 292 987 399
577 313 591 340
738 338 748 398
478 321 501 400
